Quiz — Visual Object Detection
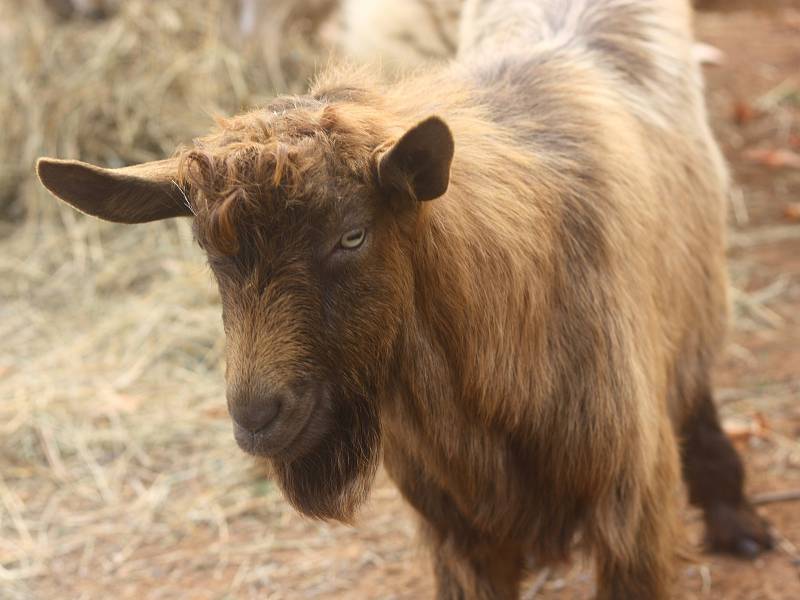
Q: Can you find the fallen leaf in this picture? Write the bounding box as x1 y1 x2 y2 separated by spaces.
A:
723 413 769 443
723 419 753 443
784 203 800 222
743 147 800 169
732 100 757 125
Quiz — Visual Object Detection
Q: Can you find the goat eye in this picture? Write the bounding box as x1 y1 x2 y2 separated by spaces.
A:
339 228 366 250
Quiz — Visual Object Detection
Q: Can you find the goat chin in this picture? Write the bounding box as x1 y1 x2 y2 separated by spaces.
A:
271 394 381 523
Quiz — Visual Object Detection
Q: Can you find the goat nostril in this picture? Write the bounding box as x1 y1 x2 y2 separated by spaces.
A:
230 395 282 434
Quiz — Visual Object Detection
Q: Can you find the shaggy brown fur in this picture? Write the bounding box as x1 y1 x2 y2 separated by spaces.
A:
37 0 773 598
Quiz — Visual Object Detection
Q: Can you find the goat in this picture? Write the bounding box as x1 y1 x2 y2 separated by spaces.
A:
37 0 772 597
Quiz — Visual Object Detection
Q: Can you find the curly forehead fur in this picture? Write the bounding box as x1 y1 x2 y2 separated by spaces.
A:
177 85 392 255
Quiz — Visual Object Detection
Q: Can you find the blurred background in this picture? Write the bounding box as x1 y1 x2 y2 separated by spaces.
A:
0 0 798 598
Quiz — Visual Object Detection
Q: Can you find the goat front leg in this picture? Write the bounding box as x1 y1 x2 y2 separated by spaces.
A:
428 529 525 600
593 424 680 600
384 442 525 598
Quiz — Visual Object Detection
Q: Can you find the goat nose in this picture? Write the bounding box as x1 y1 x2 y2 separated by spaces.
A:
227 388 283 433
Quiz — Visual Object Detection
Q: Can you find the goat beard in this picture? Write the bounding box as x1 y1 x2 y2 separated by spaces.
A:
270 391 381 522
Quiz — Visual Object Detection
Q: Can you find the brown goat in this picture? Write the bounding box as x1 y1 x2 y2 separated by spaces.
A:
37 0 772 597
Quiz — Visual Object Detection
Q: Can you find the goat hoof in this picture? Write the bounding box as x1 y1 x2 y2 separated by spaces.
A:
734 538 763 559
705 503 773 559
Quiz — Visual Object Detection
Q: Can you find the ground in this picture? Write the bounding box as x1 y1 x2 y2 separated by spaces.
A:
1 3 798 600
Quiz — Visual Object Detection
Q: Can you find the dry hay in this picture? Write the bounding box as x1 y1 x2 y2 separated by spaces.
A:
0 1 338 598
0 0 336 220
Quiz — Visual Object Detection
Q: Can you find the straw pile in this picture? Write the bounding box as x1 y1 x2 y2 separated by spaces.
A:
0 0 338 220
0 1 336 597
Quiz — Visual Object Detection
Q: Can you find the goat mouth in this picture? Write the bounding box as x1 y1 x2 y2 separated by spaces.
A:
233 395 328 461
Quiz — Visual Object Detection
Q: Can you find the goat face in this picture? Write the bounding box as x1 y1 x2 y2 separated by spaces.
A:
36 99 454 520
196 165 409 520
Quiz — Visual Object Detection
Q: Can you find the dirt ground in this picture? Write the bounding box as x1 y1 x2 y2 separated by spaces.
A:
1 3 799 600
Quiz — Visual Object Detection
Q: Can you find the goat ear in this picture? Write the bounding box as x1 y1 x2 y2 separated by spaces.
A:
377 116 454 202
36 157 192 223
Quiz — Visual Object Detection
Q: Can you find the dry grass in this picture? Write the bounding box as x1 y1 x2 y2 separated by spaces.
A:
0 0 334 220
0 1 337 597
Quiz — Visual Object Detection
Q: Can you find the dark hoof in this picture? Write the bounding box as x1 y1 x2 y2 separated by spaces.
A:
735 538 763 559
705 503 773 559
